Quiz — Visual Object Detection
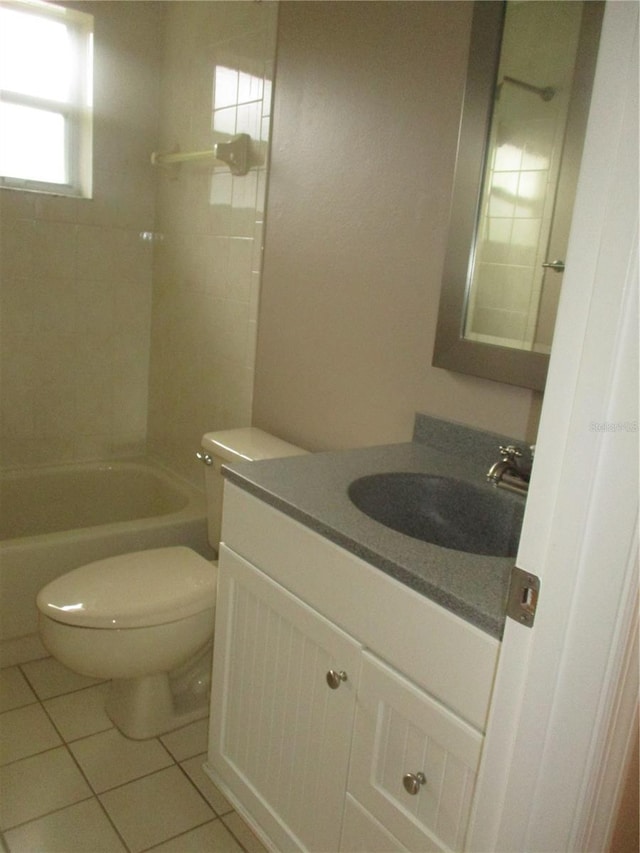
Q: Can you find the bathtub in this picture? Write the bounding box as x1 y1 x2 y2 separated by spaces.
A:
0 459 213 665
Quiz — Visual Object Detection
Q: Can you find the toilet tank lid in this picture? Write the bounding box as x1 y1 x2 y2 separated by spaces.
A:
37 547 217 629
201 428 307 463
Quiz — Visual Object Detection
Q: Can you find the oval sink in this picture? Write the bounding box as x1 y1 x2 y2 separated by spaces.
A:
348 472 524 557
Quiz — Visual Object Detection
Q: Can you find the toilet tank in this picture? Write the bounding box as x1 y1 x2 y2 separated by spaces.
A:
200 428 307 553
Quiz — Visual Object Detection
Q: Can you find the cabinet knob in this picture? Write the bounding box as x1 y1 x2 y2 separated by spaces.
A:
403 771 426 795
326 669 347 689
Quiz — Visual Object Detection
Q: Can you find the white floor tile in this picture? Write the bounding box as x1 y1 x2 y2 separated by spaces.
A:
69 727 173 793
0 704 62 766
0 666 37 713
99 765 215 853
21 657 103 700
147 817 243 852
43 682 112 742
160 718 209 761
0 746 92 829
180 754 233 815
3 797 127 852
223 811 269 853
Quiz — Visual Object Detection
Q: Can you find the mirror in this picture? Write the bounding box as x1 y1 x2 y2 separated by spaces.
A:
433 0 603 391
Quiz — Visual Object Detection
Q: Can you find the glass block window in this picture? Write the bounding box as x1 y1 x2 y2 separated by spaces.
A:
0 0 93 196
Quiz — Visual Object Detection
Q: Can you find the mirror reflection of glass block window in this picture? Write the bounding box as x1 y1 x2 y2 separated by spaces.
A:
0 0 93 197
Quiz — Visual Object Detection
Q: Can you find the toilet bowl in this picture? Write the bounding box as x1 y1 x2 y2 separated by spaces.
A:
37 546 217 739
36 429 307 739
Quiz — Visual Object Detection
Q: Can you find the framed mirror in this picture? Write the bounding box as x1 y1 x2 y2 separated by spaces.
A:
433 1 603 391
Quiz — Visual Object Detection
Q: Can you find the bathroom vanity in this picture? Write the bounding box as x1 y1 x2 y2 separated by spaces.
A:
204 425 525 852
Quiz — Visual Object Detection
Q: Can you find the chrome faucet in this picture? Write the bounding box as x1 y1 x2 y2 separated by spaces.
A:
487 445 532 495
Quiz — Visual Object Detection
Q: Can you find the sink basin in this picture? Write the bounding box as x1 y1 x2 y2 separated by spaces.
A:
348 472 524 557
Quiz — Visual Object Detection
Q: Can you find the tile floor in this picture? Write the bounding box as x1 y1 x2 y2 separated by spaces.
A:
0 657 268 853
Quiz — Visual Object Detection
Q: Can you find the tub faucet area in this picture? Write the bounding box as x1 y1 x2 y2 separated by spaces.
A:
487 445 533 495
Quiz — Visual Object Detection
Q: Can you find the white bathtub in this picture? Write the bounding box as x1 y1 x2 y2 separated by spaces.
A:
0 459 213 665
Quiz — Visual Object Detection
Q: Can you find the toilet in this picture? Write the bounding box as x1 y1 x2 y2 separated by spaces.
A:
36 429 306 739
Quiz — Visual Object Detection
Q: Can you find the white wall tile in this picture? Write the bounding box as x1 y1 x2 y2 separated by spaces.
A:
147 1 277 484
0 2 161 470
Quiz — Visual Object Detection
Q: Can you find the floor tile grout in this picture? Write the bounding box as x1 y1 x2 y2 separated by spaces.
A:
1 658 261 853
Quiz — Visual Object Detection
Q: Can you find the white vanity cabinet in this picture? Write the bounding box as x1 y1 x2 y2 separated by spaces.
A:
206 483 501 852
210 546 362 852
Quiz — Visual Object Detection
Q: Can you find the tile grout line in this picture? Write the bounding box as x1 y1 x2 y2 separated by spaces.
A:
139 815 238 853
5 665 143 851
5 663 134 850
2 662 260 852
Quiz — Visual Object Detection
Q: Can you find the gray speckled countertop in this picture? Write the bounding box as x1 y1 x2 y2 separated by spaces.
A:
222 421 527 640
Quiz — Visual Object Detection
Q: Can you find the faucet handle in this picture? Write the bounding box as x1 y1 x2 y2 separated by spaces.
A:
499 444 523 460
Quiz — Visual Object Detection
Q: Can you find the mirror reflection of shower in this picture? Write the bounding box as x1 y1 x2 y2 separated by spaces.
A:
463 0 589 354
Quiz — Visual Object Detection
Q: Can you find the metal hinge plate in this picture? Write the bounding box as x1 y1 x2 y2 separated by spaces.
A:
507 567 541 627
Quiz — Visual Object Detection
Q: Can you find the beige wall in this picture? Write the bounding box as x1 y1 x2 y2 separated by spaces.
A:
0 1 162 469
253 1 539 452
147 0 278 485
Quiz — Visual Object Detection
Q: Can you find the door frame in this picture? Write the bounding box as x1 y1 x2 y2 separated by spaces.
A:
466 1 639 850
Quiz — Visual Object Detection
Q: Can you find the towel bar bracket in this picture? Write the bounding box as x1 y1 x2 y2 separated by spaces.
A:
215 134 249 176
150 133 250 175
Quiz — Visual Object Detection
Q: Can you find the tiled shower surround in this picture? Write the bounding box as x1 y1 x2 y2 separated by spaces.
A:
149 1 277 485
0 1 277 484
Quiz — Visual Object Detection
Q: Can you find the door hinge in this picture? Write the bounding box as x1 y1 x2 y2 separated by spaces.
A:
507 567 541 628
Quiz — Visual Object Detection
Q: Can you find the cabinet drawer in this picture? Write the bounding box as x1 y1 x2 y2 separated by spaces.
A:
348 651 483 852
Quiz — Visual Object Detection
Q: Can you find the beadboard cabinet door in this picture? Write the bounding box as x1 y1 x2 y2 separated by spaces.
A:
208 545 362 852
340 794 408 852
347 651 483 852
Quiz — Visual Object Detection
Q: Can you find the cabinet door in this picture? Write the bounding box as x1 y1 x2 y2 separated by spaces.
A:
209 545 362 852
347 651 483 852
340 794 409 852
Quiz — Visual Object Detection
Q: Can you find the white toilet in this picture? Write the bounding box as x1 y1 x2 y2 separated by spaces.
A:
37 429 306 739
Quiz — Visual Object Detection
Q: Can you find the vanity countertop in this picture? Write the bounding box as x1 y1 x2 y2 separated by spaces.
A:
222 441 524 639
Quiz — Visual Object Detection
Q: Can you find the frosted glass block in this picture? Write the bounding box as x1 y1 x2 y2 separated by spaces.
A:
0 103 67 184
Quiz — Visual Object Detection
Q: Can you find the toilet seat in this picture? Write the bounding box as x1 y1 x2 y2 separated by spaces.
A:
37 547 216 630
